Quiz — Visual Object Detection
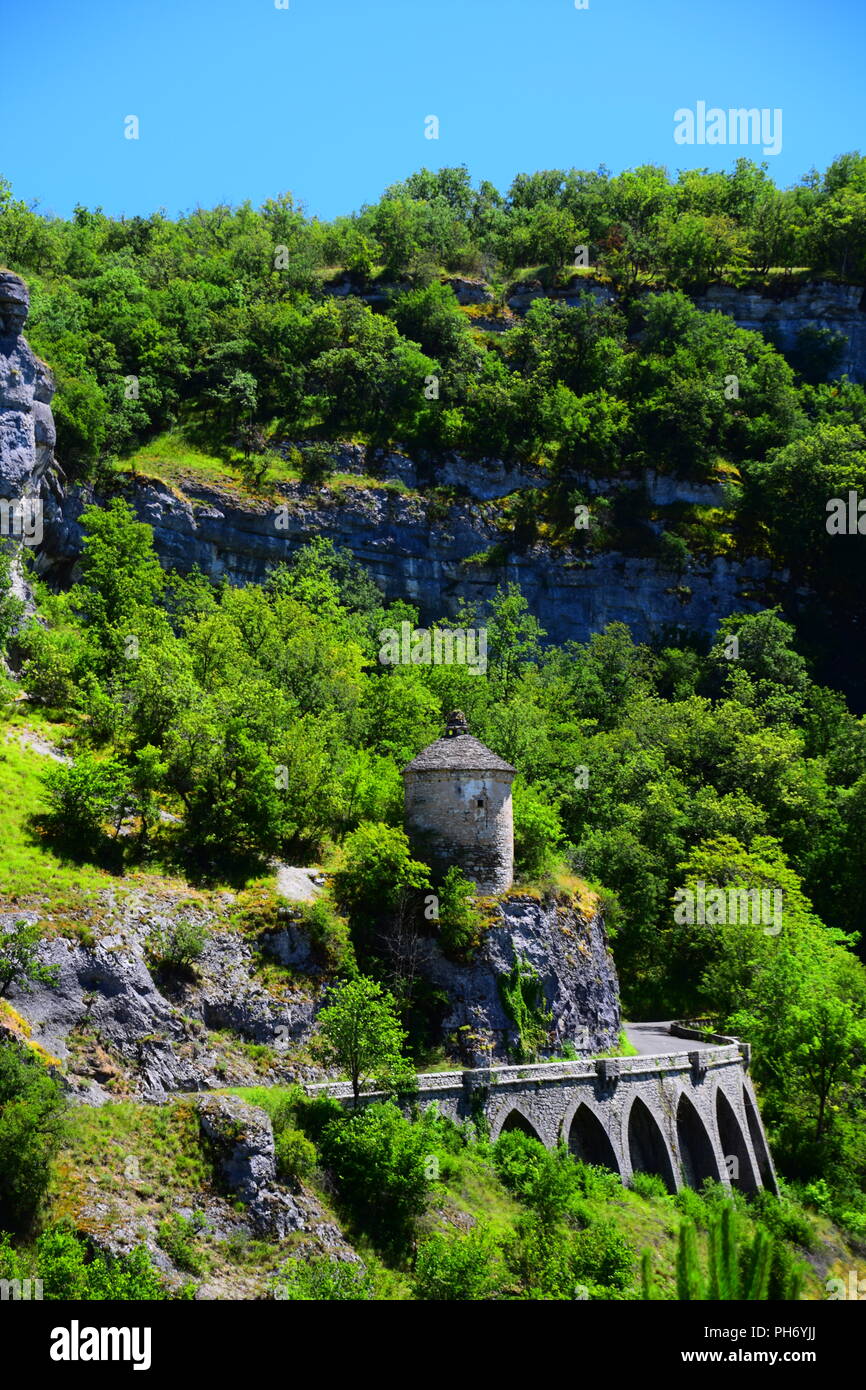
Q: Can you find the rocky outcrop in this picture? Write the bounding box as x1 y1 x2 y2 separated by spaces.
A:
276 437 548 501
0 273 58 499
2 898 321 1101
507 274 617 315
196 1094 303 1237
422 893 621 1066
0 273 63 536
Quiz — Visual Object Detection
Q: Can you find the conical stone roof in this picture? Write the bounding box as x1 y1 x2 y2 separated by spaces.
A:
402 710 517 775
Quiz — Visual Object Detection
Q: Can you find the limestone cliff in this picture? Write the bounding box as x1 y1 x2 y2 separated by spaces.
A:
1 895 320 1103
34 471 776 649
693 279 866 383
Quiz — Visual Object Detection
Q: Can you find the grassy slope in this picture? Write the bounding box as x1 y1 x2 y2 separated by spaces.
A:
115 432 415 506
43 1092 849 1302
0 712 285 914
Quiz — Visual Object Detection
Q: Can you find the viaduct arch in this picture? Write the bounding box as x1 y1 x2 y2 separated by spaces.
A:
307 1033 778 1196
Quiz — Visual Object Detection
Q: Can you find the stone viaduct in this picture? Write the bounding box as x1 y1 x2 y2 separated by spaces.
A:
306 1028 778 1196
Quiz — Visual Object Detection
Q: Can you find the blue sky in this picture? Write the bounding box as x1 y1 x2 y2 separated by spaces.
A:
1 0 863 220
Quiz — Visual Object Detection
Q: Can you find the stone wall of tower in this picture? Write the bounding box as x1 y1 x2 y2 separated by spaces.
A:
403 768 514 894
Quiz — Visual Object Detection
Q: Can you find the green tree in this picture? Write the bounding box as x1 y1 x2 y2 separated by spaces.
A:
315 975 410 1105
43 753 133 850
0 1043 66 1232
0 918 61 999
332 822 431 932
73 499 167 671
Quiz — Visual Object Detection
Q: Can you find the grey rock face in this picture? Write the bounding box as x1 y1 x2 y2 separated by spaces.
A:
0 272 29 339
4 915 178 1046
4 904 320 1100
694 280 866 382
40 474 774 650
185 929 318 1044
507 274 618 314
0 273 57 500
196 1094 304 1237
443 276 494 306
422 894 621 1066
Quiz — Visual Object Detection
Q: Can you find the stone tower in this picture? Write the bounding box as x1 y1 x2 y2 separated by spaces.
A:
402 710 517 895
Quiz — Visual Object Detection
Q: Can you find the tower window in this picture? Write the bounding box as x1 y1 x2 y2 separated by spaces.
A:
477 799 484 808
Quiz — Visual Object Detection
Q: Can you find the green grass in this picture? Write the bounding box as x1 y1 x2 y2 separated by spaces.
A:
50 1099 214 1228
115 431 301 500
114 431 418 505
0 734 108 911
594 1031 640 1059
0 718 264 916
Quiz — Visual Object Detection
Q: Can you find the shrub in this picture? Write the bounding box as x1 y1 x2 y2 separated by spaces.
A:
572 1161 623 1201
275 1128 317 1183
492 1131 584 1221
570 1221 634 1290
332 823 431 933
273 1254 374 1301
156 1212 206 1275
0 1041 66 1232
293 1093 345 1144
413 1223 503 1300
436 866 485 960
146 917 208 974
0 917 61 999
503 1213 578 1299
522 1149 581 1224
492 1128 548 1193
19 623 80 707
0 1223 180 1299
296 896 355 974
319 1101 430 1255
297 442 336 485
674 1186 708 1225
630 1171 670 1201
658 531 692 572
749 1187 814 1247
663 1205 804 1301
